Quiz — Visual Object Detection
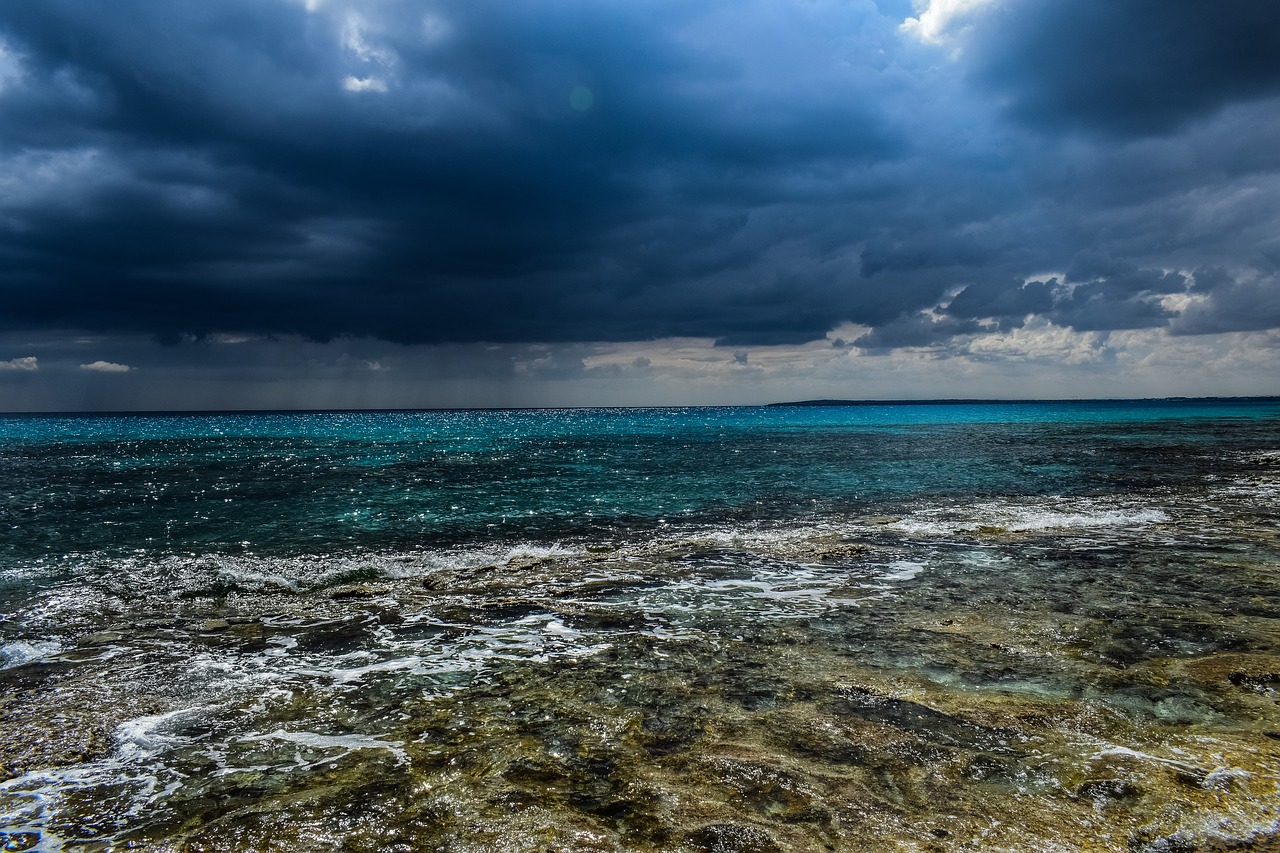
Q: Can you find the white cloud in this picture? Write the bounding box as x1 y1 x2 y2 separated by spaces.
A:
80 360 132 373
0 40 23 95
962 319 1111 365
0 356 37 371
901 0 998 46
344 75 388 93
342 14 395 65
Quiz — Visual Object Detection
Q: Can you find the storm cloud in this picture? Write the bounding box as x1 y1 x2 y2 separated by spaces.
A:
2 0 1280 364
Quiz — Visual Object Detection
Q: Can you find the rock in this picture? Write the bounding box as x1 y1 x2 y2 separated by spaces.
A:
1227 670 1280 691
831 687 1007 749
1171 653 1280 693
686 823 782 853
814 542 867 560
1076 778 1142 803
329 584 388 600
292 617 370 652
703 757 828 824
422 572 456 591
78 631 124 646
0 831 41 851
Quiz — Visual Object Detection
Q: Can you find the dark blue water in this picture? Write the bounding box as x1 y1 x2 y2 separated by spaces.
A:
4 401 1277 564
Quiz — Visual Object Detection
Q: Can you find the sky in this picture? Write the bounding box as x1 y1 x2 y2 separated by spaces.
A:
2 0 1280 410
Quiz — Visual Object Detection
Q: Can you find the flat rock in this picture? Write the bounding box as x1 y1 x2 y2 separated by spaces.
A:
78 631 124 646
686 823 782 853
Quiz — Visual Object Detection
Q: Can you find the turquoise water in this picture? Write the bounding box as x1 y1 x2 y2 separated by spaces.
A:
4 400 1278 562
1 401 1279 851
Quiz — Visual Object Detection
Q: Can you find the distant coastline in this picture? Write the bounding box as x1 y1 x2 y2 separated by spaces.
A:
767 396 1280 407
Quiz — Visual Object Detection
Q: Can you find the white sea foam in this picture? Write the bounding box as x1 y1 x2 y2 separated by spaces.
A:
890 500 1169 537
0 639 62 670
116 707 207 760
881 560 926 581
240 728 408 766
0 744 182 848
651 557 863 620
380 542 581 580
298 654 438 685
1090 744 1218 779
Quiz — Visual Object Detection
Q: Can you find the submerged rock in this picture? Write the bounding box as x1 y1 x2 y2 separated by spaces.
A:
78 631 124 646
829 687 1010 749
0 831 41 852
686 822 783 853
1075 777 1143 804
328 584 390 600
699 756 829 824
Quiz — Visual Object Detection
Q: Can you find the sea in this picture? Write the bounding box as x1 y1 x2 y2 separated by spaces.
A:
1 400 1278 852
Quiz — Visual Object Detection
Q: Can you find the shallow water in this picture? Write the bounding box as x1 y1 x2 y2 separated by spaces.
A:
2 402 1279 851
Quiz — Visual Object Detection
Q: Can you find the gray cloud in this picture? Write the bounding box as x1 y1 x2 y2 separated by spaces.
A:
945 278 1057 330
1173 272 1280 335
853 313 985 352
964 0 1280 137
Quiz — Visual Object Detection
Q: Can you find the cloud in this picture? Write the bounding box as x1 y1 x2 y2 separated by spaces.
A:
0 0 1276 369
945 277 1056 329
961 319 1113 366
0 356 37 370
343 75 388 93
900 0 998 46
1171 271 1280 335
4 327 1279 413
0 38 22 94
0 0 907 347
853 312 985 352
960 0 1280 137
80 360 132 372
341 12 396 66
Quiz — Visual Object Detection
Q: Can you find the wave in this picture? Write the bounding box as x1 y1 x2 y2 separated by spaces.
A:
888 498 1170 537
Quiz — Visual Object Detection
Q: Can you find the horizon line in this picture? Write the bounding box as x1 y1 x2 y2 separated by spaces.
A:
2 395 1280 417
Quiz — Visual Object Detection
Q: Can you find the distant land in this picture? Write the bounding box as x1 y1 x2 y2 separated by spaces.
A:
767 397 1280 407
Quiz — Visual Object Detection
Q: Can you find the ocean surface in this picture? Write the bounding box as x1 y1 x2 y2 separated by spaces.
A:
1 401 1279 851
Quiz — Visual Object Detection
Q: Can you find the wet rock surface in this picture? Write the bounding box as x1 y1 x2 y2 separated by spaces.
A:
1 498 1279 851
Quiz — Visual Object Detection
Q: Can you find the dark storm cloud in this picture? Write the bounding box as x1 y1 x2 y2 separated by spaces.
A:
852 313 985 352
1 0 1279 352
966 0 1280 137
1045 282 1175 333
940 264 1190 337
1173 270 1280 335
0 0 911 345
1042 260 1186 332
859 232 999 278
946 277 1056 329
